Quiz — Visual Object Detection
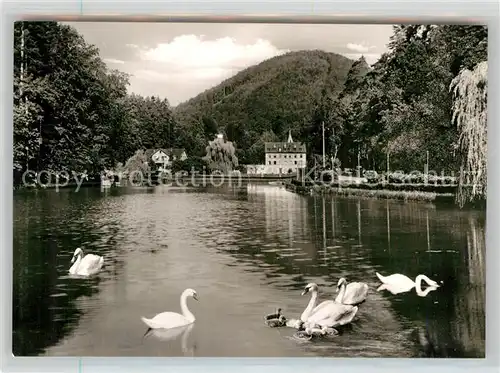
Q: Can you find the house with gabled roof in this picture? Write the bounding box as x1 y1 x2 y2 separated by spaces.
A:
145 148 188 171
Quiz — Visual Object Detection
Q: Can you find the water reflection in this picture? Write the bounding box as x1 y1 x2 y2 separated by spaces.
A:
12 185 485 358
13 189 125 356
143 324 196 356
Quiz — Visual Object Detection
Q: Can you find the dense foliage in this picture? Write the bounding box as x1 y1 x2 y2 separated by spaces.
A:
202 136 239 173
174 24 487 204
13 21 178 184
13 22 487 205
332 25 487 175
174 50 354 163
450 61 488 206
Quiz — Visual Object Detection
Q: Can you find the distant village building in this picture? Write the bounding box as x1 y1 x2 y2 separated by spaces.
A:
145 148 188 172
264 131 307 175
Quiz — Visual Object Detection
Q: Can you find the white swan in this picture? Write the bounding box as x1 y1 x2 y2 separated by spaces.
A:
378 282 439 297
375 272 440 295
334 278 369 305
141 288 198 329
69 248 104 276
299 283 358 336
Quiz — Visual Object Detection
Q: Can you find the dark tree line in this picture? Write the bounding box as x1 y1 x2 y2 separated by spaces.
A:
13 22 488 205
13 21 180 184
310 25 488 174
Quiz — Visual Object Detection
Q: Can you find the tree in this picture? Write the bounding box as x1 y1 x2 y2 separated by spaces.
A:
202 135 239 173
13 21 134 178
450 61 487 206
121 150 151 183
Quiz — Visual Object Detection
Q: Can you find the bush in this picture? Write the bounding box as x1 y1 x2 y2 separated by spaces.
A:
388 171 405 183
404 172 424 184
364 170 380 184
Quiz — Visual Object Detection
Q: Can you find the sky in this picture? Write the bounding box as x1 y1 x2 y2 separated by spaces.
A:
67 22 395 106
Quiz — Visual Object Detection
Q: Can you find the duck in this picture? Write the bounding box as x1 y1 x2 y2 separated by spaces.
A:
68 247 104 276
264 308 304 329
141 288 198 330
334 277 369 305
375 272 440 295
265 308 287 328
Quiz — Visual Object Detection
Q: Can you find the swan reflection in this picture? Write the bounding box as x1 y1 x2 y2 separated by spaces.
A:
143 323 196 356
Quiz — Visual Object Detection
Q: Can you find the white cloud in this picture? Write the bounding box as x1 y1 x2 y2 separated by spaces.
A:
137 35 288 81
129 35 288 105
346 42 376 53
125 43 139 49
103 58 125 65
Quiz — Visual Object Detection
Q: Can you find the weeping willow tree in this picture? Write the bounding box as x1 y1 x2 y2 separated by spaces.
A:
450 61 488 207
203 135 239 173
120 149 151 182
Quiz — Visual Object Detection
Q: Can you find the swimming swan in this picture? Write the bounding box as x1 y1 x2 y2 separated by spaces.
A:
141 288 198 329
334 278 369 305
69 248 104 276
300 283 358 336
375 272 440 295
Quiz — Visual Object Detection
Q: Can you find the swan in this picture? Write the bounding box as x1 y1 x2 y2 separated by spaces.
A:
69 248 104 276
299 283 358 336
377 281 439 297
141 288 198 329
375 272 440 295
334 277 369 305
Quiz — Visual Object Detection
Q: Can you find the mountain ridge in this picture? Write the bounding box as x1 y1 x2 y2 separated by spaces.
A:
173 49 370 163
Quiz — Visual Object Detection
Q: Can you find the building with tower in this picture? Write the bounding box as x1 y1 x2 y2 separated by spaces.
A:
264 131 307 175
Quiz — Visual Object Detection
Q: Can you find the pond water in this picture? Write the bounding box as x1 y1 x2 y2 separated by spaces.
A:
12 184 485 357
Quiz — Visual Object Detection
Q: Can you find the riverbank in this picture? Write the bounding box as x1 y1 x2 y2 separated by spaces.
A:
285 181 456 202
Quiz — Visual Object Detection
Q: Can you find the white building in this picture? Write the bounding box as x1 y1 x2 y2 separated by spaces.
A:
148 148 188 172
264 131 307 175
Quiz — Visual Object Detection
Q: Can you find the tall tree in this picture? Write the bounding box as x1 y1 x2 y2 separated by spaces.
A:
450 61 488 206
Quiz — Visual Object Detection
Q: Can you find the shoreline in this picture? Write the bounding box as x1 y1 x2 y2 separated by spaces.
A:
285 182 456 202
12 175 483 207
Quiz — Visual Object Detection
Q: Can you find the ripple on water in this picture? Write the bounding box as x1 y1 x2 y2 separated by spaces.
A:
13 186 485 357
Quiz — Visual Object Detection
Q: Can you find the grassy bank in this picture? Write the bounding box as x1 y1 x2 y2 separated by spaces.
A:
286 181 455 202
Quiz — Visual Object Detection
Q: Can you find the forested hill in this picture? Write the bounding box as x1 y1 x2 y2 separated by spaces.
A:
173 50 363 163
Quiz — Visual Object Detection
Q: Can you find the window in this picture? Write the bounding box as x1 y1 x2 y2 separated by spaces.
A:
274 155 276 158
295 161 297 165
300 154 303 158
268 161 271 165
284 155 287 158
278 148 281 152
274 161 276 165
294 155 297 158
